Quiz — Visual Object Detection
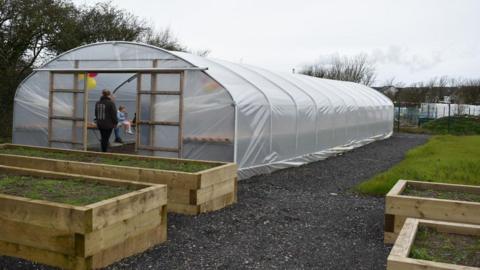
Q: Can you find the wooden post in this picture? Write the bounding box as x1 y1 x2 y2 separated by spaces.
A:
178 71 184 158
149 60 158 156
135 73 142 152
82 72 88 151
48 72 54 147
72 61 79 146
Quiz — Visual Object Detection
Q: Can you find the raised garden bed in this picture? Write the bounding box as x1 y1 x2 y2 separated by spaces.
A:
387 218 480 270
0 165 167 270
384 180 480 244
0 144 237 215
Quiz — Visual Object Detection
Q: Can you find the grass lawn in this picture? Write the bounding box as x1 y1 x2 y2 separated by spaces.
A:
356 135 480 195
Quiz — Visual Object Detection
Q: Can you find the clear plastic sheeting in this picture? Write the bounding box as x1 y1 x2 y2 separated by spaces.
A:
13 41 393 179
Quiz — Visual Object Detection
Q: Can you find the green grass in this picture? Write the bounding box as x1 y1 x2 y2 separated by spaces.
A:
0 147 215 172
0 137 11 144
0 175 138 205
421 116 480 135
356 135 480 195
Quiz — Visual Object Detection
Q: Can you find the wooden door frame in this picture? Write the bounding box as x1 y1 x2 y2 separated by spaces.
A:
135 68 185 158
48 69 88 150
44 66 203 153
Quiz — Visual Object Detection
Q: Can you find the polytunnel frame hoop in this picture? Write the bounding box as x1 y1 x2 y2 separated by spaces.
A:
34 67 207 73
208 60 274 153
239 65 300 156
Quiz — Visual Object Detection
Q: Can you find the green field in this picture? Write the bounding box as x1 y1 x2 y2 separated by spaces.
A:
356 135 480 195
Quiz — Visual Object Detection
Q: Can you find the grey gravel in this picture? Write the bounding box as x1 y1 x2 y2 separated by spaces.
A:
0 133 429 270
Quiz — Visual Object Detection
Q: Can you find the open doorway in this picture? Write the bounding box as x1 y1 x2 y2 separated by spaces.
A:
47 65 187 157
87 72 138 154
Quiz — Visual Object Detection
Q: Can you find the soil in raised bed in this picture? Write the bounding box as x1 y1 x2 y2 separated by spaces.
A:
409 225 480 267
0 147 215 172
403 184 480 203
0 174 139 206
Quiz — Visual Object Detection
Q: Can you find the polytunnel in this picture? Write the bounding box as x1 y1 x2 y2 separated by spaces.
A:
12 41 394 179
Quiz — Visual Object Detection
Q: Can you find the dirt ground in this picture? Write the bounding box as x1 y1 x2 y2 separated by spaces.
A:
0 133 429 270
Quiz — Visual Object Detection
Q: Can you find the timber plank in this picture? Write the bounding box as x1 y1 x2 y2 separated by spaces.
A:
168 203 199 215
0 194 87 233
199 163 237 188
389 218 418 257
386 195 480 224
196 178 236 205
387 219 480 270
140 169 199 189
199 191 236 213
384 180 480 244
0 217 75 255
387 180 407 196
0 240 78 269
91 223 167 269
167 187 192 204
168 190 236 215
88 185 167 231
82 207 163 257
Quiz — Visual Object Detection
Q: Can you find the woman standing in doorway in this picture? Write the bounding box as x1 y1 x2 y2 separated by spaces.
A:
95 90 118 152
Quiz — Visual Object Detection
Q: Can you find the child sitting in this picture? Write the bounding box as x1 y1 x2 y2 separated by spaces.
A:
117 105 133 135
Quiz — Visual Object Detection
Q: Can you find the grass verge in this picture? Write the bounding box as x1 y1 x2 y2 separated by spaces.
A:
422 116 480 135
401 116 480 135
0 175 138 205
356 135 480 195
0 147 215 172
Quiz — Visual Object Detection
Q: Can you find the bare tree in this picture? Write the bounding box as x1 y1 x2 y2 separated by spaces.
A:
396 76 480 104
300 53 377 86
456 78 480 104
382 77 405 88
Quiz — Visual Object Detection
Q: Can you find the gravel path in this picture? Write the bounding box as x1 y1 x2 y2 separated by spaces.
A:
0 133 429 270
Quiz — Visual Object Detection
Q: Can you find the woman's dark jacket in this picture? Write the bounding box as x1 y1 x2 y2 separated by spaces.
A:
95 96 118 129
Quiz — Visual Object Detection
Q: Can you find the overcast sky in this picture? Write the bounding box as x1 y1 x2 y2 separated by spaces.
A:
73 0 479 85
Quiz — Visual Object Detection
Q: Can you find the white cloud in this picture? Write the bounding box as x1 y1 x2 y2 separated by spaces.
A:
371 46 443 72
